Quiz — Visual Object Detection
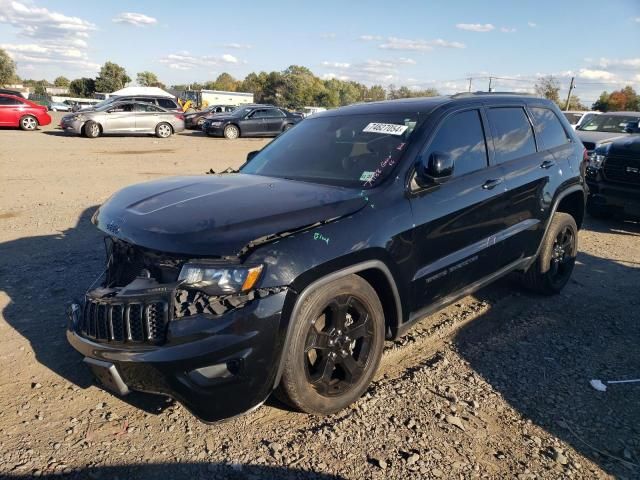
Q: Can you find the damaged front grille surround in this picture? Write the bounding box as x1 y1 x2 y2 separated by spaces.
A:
174 286 288 319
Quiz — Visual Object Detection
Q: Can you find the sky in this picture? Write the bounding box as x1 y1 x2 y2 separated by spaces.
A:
0 0 639 105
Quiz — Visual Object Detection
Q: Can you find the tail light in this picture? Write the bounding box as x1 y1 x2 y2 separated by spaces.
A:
175 114 184 120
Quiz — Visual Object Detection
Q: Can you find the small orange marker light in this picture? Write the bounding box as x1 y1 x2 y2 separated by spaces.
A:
241 265 263 291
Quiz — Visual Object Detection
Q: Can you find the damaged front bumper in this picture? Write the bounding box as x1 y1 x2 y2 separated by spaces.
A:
67 272 289 423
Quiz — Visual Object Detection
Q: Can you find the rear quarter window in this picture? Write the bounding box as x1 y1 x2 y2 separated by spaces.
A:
158 98 178 109
486 107 537 163
530 107 571 150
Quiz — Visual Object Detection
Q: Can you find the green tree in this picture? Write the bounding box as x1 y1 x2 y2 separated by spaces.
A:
211 72 239 92
136 71 164 88
69 77 96 98
240 72 268 102
534 75 560 103
53 76 70 87
564 95 587 111
366 85 387 101
94 61 131 93
592 91 610 112
0 48 17 86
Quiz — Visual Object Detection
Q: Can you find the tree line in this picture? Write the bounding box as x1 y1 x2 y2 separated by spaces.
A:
0 48 637 112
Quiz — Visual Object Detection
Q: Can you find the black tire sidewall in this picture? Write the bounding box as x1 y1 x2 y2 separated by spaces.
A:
280 275 385 415
224 125 239 139
84 121 99 138
156 123 172 138
537 212 578 293
20 115 37 130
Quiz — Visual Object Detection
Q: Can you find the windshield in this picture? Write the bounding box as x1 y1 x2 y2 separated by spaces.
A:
241 113 424 188
579 114 640 133
563 112 583 125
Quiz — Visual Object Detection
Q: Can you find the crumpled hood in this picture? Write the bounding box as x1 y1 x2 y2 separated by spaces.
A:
93 174 366 257
577 130 627 148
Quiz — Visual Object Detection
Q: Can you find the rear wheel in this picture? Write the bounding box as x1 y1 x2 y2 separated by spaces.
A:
277 274 385 415
83 121 101 138
224 124 240 139
20 115 38 131
155 122 173 138
521 212 577 295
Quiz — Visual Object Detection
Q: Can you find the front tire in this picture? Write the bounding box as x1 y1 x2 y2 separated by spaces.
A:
83 121 101 138
277 274 385 415
155 122 173 138
20 115 38 131
521 212 578 295
223 124 240 139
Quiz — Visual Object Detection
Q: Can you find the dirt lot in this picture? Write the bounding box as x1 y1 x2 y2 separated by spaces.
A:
0 114 639 480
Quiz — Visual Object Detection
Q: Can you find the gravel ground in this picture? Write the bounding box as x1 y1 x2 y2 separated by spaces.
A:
0 115 639 480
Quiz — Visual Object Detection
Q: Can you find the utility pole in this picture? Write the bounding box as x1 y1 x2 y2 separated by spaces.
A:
564 77 575 111
467 77 472 92
488 76 493 92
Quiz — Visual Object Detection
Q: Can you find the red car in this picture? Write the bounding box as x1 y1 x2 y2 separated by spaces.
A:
0 93 51 130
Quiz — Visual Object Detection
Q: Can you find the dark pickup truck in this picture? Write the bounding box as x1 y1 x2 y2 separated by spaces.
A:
586 134 640 218
67 93 587 422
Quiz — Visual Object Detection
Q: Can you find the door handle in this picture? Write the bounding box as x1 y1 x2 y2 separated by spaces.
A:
540 160 556 169
482 178 503 190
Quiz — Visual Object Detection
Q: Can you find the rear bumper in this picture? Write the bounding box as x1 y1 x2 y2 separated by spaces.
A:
38 113 52 126
66 290 288 423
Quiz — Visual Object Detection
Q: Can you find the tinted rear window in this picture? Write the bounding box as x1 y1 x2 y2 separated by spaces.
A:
158 98 178 109
530 107 570 149
487 107 536 163
0 96 23 105
427 109 488 177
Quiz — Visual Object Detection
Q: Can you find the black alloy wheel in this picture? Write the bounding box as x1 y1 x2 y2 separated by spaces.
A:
549 225 575 288
304 295 374 397
277 274 385 415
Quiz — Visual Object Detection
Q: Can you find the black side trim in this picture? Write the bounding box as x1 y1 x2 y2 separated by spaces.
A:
272 260 402 388
399 256 533 337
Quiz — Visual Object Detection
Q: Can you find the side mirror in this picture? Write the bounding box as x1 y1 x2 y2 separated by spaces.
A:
417 152 454 185
623 122 640 134
246 150 260 162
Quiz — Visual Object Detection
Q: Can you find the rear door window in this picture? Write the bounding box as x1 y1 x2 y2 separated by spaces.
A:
158 98 178 109
486 107 537 163
0 97 23 106
530 107 571 150
426 109 489 177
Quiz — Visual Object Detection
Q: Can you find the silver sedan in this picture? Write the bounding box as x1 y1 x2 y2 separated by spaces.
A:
60 101 185 138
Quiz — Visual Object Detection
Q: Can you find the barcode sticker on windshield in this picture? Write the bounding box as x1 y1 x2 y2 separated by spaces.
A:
360 171 375 182
363 123 408 136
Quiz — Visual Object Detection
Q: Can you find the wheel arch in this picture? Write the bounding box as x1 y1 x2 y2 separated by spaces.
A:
272 259 403 389
555 189 585 230
19 113 38 127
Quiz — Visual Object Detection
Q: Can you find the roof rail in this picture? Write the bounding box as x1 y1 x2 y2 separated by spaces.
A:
451 91 537 98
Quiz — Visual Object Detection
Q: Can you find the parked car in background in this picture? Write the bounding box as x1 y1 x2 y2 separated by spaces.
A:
301 106 327 117
563 110 599 130
67 93 587 422
49 101 72 112
0 93 51 130
202 104 303 139
60 101 184 138
585 131 640 219
74 95 181 113
184 104 236 129
576 111 640 153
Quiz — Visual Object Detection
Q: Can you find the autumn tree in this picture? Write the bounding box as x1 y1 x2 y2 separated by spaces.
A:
95 61 130 93
593 86 639 112
0 48 17 86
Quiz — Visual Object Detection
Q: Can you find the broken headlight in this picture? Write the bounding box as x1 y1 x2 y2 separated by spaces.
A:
588 154 606 168
178 263 263 295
